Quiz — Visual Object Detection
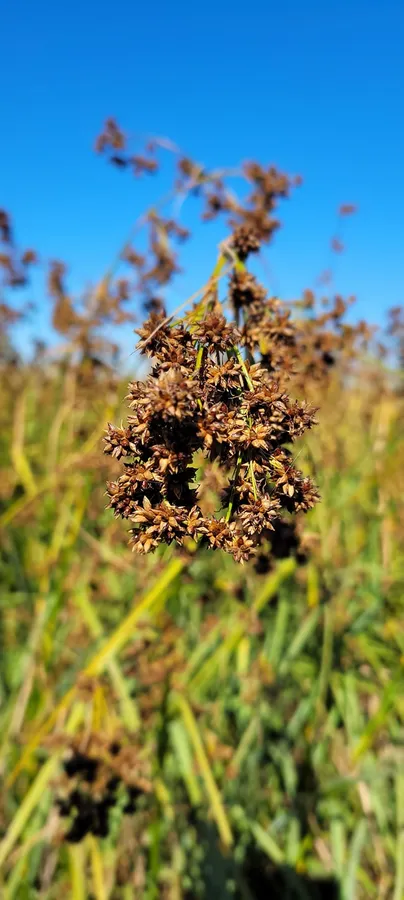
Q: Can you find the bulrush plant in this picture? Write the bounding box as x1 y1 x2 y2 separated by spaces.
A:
104 271 319 564
95 119 322 566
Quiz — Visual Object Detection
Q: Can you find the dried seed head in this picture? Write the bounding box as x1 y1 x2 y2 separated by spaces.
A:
229 271 267 310
230 225 261 261
191 312 241 354
105 297 319 563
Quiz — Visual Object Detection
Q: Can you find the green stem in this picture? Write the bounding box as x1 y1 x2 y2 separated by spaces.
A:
212 253 227 278
174 694 233 848
195 345 205 370
69 843 87 900
249 459 258 499
225 455 243 522
233 346 254 391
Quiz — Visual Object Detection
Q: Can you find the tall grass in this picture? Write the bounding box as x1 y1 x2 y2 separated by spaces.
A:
0 356 403 898
1 125 404 897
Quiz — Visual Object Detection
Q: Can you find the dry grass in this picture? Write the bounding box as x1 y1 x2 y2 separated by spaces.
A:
0 358 403 899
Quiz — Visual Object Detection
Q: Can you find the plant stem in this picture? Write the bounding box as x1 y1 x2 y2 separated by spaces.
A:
225 455 243 522
233 346 254 391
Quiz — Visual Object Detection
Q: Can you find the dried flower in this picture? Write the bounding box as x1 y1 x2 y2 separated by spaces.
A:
54 731 151 842
106 272 319 562
230 224 261 261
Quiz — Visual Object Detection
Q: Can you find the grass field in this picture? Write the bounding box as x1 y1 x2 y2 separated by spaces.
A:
0 352 403 899
1 129 404 897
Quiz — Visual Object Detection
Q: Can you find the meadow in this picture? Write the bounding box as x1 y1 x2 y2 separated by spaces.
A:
0 124 403 899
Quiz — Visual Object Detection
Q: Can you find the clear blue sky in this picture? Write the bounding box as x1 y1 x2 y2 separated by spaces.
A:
2 0 403 353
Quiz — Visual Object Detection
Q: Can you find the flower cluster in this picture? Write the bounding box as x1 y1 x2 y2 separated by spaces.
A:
53 732 151 842
290 291 373 385
227 257 372 387
197 160 301 250
229 271 298 377
0 209 37 289
95 117 158 175
0 210 37 351
105 296 319 562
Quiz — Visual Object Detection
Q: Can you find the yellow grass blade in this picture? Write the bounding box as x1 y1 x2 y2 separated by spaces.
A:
69 843 87 900
7 557 184 785
0 705 85 869
88 835 107 900
175 694 233 848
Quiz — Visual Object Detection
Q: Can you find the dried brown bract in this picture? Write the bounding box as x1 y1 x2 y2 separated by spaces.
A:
191 311 241 354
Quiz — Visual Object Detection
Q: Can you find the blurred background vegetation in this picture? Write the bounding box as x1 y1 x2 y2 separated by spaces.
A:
1 126 404 900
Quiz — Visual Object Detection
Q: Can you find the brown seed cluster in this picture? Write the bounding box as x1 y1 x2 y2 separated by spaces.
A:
228 269 298 377
230 224 261 262
105 290 319 561
53 732 151 842
0 209 37 366
100 126 322 560
227 258 372 387
95 118 158 175
0 210 38 351
0 209 37 290
198 161 300 249
290 292 374 385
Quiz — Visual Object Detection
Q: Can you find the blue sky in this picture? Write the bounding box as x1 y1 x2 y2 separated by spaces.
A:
2 0 403 354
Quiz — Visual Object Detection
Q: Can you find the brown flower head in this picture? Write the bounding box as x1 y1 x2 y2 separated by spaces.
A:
191 311 241 355
104 144 319 564
230 225 261 261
